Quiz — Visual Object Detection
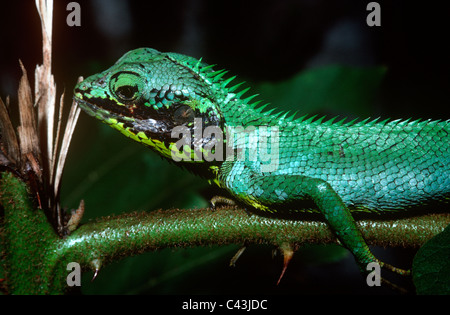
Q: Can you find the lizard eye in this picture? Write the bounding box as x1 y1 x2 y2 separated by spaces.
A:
116 85 138 101
110 71 143 102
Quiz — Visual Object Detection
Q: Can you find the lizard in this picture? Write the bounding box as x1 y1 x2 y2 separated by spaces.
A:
73 47 450 280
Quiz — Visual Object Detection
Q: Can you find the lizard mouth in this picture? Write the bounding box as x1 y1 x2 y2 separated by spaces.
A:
73 96 171 136
73 95 132 123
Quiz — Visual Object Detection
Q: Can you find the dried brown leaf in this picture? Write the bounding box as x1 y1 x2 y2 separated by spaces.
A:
18 60 40 160
0 97 20 165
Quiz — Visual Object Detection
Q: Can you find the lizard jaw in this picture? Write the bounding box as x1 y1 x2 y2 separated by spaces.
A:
73 96 172 140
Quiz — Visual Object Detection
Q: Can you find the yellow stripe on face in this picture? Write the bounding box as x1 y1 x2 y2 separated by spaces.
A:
106 119 210 162
105 117 118 125
137 131 148 140
168 143 191 161
151 139 173 158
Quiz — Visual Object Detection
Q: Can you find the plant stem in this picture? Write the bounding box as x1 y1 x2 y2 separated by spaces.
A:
1 171 449 294
1 172 58 294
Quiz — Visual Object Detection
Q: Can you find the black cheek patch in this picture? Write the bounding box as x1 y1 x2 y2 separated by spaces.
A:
173 105 195 125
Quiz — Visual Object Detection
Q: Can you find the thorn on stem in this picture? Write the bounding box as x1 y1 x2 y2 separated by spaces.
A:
92 269 99 282
229 246 246 267
277 243 294 285
90 258 101 282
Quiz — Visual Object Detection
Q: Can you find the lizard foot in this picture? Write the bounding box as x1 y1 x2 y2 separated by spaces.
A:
209 195 236 211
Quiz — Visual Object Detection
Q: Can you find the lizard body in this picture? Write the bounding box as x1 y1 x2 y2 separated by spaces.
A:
74 48 450 276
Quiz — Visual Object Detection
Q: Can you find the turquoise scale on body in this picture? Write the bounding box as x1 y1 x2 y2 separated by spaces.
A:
74 47 450 278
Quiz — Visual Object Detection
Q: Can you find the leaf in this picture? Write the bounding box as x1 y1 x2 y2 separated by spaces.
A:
412 223 450 294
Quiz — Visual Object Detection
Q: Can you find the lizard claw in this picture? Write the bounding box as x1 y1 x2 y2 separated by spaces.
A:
377 260 411 276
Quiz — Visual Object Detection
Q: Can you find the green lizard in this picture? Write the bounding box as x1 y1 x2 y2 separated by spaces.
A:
73 47 450 278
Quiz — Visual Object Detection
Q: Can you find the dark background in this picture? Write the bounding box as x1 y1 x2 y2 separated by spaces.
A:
1 0 448 295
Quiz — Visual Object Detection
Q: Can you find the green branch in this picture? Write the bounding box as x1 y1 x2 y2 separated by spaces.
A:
2 171 449 294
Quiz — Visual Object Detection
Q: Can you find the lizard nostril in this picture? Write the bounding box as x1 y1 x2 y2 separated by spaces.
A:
97 75 108 87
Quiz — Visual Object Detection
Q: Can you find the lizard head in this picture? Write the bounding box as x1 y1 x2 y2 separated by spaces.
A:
73 48 225 161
